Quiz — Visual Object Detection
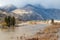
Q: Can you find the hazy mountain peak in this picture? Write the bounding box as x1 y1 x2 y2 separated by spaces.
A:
34 4 44 9
1 4 17 12
2 4 14 8
23 4 34 8
23 4 44 9
4 4 16 9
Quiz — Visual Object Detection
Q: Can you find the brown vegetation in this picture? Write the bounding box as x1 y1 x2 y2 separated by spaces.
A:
27 23 60 40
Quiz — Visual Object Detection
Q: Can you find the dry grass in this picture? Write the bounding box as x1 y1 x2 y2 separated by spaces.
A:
27 23 60 40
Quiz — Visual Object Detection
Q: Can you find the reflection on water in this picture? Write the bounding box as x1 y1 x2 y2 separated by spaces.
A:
0 24 48 40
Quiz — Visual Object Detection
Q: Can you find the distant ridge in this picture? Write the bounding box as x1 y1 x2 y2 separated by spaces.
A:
21 4 53 20
0 4 60 20
22 4 60 20
0 4 17 12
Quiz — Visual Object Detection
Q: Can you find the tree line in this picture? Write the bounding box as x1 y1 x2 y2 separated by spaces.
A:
5 16 16 27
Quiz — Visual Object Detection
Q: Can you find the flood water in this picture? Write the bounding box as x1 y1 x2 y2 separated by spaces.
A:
0 24 49 40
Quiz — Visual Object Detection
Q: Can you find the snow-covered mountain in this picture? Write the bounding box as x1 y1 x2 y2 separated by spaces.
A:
12 9 43 21
11 4 60 20
44 9 60 20
22 4 60 20
0 4 17 12
22 4 52 20
0 4 60 21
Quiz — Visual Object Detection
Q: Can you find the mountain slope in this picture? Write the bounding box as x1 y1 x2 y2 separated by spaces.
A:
1 4 17 12
1 4 60 20
12 9 44 21
44 9 60 20
23 4 60 20
22 4 54 20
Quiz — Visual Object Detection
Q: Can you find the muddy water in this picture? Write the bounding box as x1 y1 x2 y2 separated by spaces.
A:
0 24 49 40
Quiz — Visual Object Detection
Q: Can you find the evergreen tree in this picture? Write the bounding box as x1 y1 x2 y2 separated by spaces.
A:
7 16 11 27
5 16 8 25
51 19 54 24
11 16 16 26
4 16 16 27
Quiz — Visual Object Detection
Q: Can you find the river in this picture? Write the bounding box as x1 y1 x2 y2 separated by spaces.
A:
0 24 49 40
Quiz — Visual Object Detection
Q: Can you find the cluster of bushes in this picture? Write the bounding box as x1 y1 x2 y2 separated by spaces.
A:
5 16 16 27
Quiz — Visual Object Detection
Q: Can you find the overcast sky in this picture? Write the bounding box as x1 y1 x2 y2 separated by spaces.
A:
0 0 60 9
